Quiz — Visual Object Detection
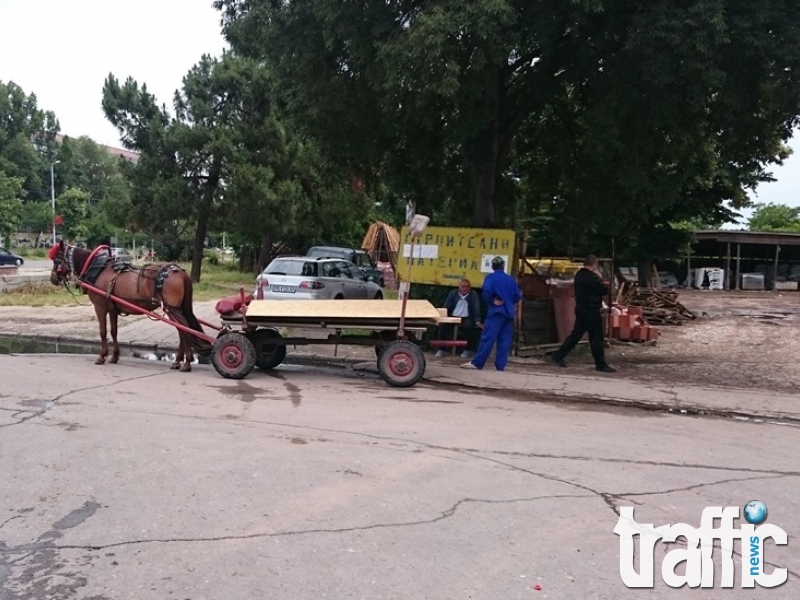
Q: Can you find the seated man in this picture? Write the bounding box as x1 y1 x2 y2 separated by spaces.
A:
435 278 482 359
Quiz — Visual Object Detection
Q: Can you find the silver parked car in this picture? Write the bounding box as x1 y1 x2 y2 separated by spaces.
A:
255 257 385 300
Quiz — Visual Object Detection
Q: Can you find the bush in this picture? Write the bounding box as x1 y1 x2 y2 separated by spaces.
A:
204 250 220 266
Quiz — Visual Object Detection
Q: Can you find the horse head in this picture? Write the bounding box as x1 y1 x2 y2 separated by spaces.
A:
49 240 73 285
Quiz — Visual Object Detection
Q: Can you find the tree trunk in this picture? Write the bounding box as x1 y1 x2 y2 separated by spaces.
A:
637 255 652 288
470 70 528 228
190 200 212 283
257 234 273 273
472 69 500 227
189 157 223 283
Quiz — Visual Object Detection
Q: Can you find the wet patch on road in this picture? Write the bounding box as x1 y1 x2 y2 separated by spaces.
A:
53 501 101 530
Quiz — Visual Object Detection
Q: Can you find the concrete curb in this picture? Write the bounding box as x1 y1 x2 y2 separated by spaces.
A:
0 331 370 368
4 331 799 423
421 369 800 424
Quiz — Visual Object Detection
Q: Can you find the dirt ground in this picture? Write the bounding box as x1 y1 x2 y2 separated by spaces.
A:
605 289 800 391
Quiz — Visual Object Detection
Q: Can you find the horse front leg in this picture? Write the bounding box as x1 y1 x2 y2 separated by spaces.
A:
108 310 120 364
94 304 108 365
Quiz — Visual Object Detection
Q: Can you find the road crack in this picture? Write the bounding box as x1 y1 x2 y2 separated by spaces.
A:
0 372 170 429
0 494 589 554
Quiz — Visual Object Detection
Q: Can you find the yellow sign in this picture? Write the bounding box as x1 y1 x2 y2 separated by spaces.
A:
397 226 517 286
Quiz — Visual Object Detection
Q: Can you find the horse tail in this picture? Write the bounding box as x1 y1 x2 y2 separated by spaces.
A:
175 270 212 357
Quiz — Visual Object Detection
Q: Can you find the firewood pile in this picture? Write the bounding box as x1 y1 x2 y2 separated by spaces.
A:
615 282 696 325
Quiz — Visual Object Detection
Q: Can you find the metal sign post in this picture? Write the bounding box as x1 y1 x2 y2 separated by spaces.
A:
397 214 430 339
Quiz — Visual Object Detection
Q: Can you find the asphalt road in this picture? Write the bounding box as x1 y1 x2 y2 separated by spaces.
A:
1 354 797 599
18 259 51 271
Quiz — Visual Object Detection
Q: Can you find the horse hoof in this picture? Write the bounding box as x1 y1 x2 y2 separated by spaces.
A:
95 358 105 365
180 364 192 373
170 362 181 370
109 357 119 364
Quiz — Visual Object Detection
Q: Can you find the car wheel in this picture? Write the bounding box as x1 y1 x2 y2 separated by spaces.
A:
15 258 23 267
334 294 344 299
374 292 383 300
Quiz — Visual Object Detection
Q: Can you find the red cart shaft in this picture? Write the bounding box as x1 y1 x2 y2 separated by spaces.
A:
76 279 217 345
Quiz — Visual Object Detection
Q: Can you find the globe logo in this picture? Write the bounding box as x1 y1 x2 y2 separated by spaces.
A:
744 500 768 524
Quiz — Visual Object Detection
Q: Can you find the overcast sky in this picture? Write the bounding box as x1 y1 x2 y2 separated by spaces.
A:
1 0 797 226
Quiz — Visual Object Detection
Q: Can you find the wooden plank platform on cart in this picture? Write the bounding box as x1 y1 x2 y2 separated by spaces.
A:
244 299 444 321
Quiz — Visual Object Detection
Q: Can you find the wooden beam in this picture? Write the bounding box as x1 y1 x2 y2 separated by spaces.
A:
774 244 781 291
736 243 741 290
725 242 731 291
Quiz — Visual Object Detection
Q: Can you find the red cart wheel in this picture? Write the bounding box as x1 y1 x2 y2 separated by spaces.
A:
211 332 256 379
378 340 426 387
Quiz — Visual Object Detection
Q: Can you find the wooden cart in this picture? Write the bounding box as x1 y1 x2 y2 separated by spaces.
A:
212 297 460 387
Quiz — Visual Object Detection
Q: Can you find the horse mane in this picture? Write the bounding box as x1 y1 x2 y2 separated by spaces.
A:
68 246 92 276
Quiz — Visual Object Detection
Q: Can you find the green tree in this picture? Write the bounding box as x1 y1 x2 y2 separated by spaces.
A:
19 200 52 246
748 202 800 233
0 80 59 199
56 188 90 241
57 136 131 207
0 173 24 247
216 0 800 279
103 53 372 279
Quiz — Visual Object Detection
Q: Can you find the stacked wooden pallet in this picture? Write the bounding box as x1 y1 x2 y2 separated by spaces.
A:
615 282 696 325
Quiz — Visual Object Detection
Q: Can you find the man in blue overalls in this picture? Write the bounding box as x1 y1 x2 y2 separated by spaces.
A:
461 256 522 371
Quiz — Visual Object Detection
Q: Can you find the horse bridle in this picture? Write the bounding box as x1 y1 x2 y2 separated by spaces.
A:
52 245 77 282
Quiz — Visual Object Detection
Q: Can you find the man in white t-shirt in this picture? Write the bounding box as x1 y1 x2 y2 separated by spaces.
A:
435 278 483 358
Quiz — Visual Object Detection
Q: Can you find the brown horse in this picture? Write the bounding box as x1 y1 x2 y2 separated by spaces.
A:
50 241 211 371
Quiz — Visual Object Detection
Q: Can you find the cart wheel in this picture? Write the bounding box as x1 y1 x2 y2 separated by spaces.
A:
211 332 256 379
247 328 287 371
378 341 426 387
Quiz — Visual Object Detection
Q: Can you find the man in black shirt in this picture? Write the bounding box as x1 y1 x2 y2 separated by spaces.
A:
551 255 616 373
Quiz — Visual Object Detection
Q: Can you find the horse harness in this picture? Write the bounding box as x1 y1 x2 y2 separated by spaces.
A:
58 246 184 316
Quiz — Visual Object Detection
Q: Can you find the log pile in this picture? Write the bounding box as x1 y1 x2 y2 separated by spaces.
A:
615 282 696 325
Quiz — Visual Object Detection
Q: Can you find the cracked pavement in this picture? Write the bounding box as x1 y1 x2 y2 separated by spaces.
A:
0 354 797 599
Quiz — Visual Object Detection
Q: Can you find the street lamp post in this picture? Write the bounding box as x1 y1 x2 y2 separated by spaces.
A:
50 161 60 246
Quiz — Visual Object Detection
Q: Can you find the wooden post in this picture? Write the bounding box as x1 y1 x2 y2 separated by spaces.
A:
736 243 741 291
774 244 781 291
686 242 692 288
513 231 528 356
725 242 731 291
608 237 616 338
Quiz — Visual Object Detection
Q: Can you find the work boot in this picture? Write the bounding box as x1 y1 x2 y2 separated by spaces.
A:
551 355 567 368
596 364 617 373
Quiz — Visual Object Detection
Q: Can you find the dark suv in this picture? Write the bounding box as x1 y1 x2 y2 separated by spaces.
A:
306 246 385 287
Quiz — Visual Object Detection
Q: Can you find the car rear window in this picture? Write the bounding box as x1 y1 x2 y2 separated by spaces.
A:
308 248 346 259
266 259 317 276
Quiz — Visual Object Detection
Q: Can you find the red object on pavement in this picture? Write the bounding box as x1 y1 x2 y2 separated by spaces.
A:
533 583 543 591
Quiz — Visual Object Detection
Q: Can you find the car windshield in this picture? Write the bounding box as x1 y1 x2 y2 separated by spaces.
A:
266 260 317 277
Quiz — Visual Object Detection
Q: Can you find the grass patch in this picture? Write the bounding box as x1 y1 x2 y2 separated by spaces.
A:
0 263 397 307
12 248 48 259
190 262 254 302
0 282 79 307
0 262 254 307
